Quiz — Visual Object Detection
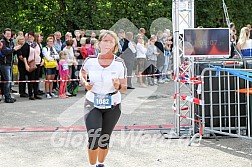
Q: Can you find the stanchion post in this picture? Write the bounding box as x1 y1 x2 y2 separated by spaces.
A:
174 0 181 136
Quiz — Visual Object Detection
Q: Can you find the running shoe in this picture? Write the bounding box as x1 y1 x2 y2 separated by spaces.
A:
96 164 105 167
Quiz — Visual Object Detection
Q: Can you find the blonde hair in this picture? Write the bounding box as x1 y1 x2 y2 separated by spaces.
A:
65 32 72 38
59 51 66 59
125 32 133 41
139 28 145 33
100 29 107 34
98 30 118 53
150 35 156 41
46 37 54 43
16 35 25 45
80 37 87 46
238 27 250 48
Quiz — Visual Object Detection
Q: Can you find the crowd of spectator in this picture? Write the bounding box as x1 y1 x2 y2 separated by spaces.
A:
0 28 173 103
1 22 252 104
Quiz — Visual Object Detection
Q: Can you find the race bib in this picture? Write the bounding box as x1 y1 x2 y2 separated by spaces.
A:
94 94 112 109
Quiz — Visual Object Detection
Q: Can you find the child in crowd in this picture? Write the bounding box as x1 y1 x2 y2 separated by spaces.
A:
80 37 88 59
87 40 96 57
146 36 159 85
58 51 69 98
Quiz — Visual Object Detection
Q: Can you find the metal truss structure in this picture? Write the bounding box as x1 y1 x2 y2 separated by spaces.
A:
161 0 198 143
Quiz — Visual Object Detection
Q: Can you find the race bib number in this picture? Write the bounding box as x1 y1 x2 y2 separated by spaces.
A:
94 94 112 109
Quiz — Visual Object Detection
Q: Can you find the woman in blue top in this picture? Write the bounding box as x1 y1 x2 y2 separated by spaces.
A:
237 27 252 57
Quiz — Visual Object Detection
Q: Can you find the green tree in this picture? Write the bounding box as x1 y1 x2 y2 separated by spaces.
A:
0 0 251 38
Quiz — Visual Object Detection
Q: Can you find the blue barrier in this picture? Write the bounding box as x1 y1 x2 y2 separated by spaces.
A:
211 65 252 82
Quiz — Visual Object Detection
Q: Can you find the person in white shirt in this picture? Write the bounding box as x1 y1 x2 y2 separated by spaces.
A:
90 32 98 43
136 35 147 87
42 37 59 98
63 39 78 96
63 39 78 78
79 30 127 167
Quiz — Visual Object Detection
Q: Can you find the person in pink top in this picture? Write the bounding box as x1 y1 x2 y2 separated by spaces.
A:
58 51 70 98
23 32 43 100
87 40 96 57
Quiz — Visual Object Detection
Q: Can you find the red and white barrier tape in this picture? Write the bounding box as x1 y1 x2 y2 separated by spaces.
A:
174 73 202 84
177 114 203 138
179 77 202 84
127 72 171 78
172 94 203 138
171 100 203 138
0 72 172 83
0 79 80 83
173 94 204 105
180 95 204 105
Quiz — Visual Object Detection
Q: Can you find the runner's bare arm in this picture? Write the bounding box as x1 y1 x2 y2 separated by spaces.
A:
113 78 127 93
119 78 127 93
79 68 88 84
79 69 92 90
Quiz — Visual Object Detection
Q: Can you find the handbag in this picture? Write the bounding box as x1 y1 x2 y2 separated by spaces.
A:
27 47 37 72
44 57 57 68
27 59 37 72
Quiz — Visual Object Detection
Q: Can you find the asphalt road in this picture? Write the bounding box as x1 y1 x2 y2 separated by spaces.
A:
0 81 251 167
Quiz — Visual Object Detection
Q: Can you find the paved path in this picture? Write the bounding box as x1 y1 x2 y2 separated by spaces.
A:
0 81 251 167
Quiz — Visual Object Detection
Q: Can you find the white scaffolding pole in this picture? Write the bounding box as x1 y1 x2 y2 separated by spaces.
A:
222 0 230 28
172 0 195 136
173 0 180 135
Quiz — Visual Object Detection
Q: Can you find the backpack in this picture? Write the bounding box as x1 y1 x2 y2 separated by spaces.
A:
67 81 79 96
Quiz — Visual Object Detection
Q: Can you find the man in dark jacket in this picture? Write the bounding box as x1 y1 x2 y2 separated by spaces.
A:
155 32 165 84
117 29 127 56
0 28 21 103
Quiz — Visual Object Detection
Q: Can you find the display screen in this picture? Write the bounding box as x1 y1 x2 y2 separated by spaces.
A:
184 28 230 58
